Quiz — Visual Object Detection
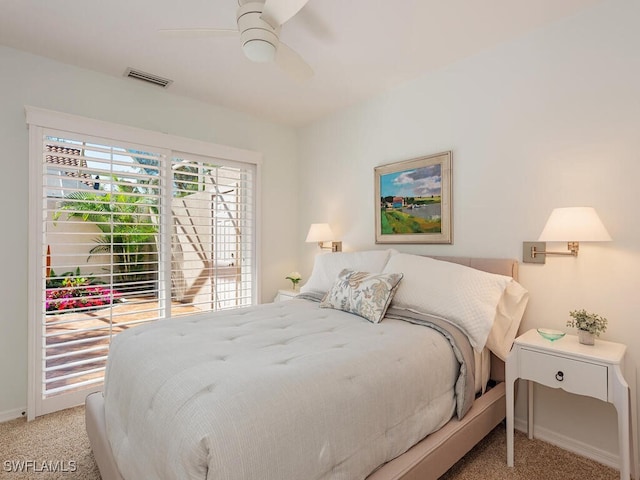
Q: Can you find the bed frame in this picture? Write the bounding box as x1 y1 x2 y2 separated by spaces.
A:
85 256 518 480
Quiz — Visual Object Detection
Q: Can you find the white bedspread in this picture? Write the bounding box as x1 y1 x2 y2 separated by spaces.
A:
104 298 459 480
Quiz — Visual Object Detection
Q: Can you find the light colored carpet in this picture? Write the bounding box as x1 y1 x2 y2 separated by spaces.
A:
0 406 99 480
0 407 618 479
440 423 618 480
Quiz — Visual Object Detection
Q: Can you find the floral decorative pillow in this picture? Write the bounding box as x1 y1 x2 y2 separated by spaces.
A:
319 269 403 324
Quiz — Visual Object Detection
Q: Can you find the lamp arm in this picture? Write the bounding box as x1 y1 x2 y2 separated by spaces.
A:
317 241 342 252
532 241 579 258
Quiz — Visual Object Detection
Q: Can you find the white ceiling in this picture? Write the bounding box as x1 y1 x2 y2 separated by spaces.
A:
0 0 602 127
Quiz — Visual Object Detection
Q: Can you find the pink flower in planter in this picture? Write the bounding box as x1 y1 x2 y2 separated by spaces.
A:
46 280 122 313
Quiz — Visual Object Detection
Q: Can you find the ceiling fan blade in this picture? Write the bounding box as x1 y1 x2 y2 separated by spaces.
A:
159 28 238 39
260 0 310 28
275 41 313 81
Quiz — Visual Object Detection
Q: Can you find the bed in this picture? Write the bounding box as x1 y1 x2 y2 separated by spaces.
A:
86 252 528 480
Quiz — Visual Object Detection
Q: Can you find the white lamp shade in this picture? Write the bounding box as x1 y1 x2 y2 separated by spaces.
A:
538 207 612 242
306 223 334 243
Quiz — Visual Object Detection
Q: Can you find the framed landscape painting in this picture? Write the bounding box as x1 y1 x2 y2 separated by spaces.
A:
375 151 452 244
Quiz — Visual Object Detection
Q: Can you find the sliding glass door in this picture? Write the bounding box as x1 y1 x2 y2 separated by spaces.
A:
27 110 259 418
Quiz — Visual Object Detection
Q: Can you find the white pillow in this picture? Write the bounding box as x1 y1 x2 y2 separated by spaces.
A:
300 250 395 295
485 280 529 360
382 253 519 352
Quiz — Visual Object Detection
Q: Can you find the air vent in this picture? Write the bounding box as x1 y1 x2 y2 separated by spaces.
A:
124 68 173 88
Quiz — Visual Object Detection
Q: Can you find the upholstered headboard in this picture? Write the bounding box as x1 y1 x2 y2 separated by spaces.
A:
431 256 519 281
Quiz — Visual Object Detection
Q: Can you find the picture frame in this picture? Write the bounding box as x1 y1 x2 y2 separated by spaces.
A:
374 151 452 244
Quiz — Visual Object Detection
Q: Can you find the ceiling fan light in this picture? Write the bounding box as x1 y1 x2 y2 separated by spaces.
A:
242 39 276 62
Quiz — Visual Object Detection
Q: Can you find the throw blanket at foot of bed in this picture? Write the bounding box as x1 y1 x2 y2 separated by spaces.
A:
104 298 474 480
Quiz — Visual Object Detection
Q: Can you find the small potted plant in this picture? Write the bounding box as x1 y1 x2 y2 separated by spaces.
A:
285 271 302 291
566 309 608 345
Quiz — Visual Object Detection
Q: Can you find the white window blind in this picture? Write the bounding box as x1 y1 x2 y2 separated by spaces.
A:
170 154 255 313
42 135 165 399
28 109 259 418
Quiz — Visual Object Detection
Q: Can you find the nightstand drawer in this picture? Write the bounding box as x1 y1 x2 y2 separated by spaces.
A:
519 349 608 401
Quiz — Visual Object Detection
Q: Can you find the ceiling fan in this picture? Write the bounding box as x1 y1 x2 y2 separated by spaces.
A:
160 0 313 81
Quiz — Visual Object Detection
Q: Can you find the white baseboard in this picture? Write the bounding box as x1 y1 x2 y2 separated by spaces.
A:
0 407 27 423
514 417 619 470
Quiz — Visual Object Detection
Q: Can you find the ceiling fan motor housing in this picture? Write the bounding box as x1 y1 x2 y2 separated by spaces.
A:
237 1 280 62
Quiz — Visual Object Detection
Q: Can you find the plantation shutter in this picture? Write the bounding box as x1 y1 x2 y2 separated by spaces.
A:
170 154 255 313
28 109 259 418
40 133 166 409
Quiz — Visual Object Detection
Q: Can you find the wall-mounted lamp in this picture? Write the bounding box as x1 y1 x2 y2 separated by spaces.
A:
523 207 611 264
305 223 342 252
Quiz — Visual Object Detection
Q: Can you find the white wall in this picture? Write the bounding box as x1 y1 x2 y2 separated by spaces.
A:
0 46 298 419
297 0 640 467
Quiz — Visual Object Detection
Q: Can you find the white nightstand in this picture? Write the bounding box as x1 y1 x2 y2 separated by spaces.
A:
506 329 638 480
273 289 298 302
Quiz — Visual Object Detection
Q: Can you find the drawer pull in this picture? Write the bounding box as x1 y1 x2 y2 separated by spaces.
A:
555 371 564 381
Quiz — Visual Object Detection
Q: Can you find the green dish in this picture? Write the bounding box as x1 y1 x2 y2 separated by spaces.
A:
537 328 566 342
